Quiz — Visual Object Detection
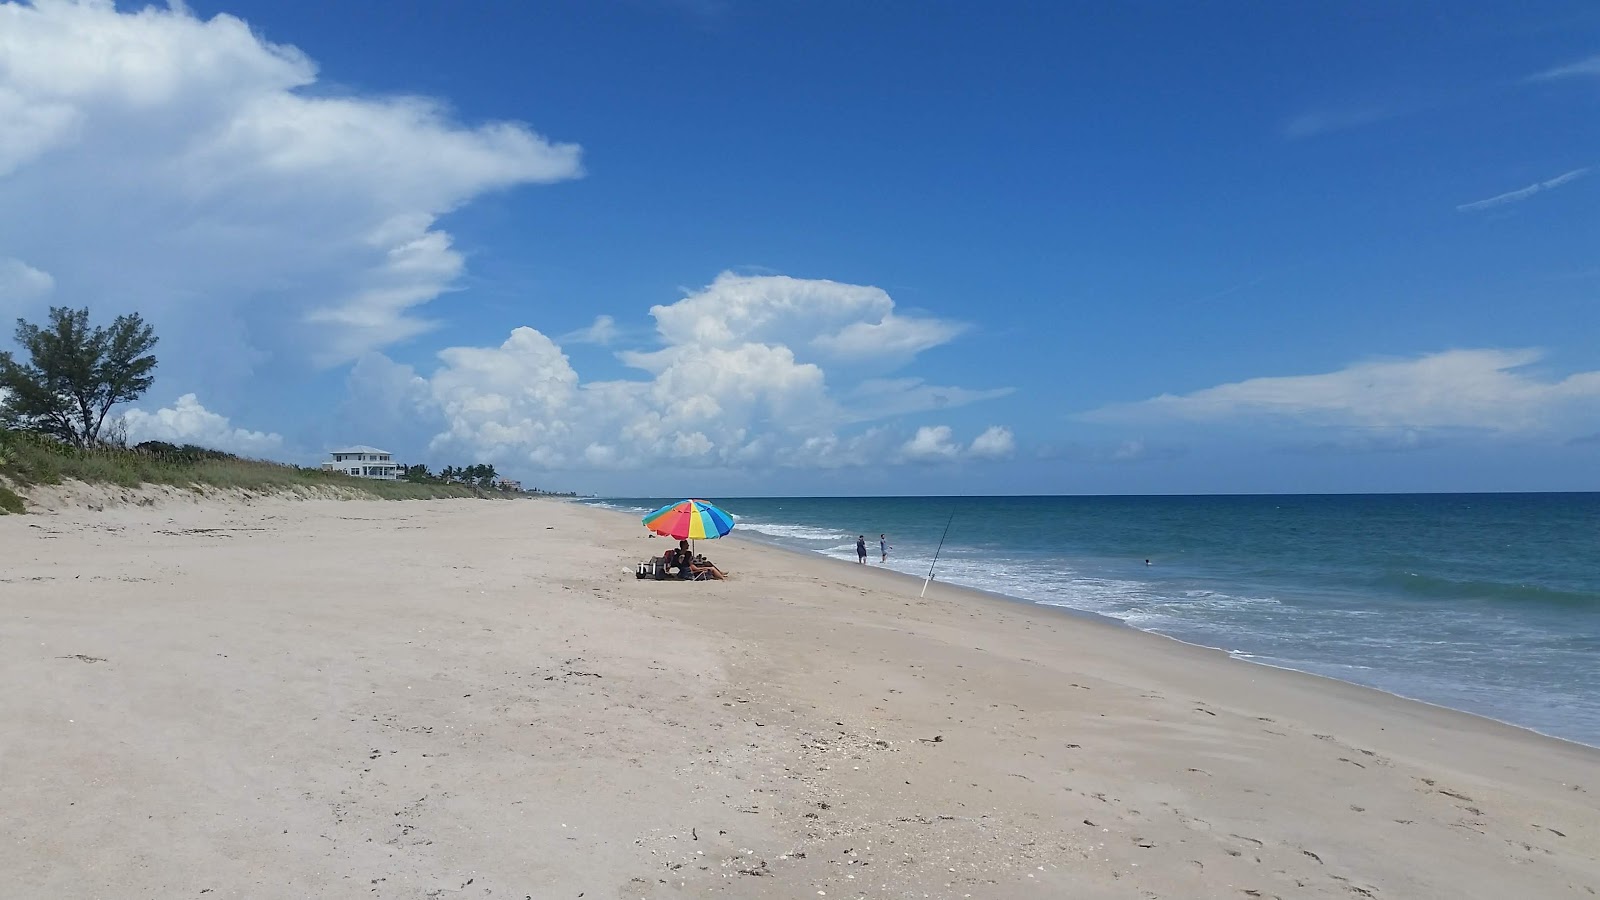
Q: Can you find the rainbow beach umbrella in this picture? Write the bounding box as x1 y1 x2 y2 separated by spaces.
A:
641 499 735 541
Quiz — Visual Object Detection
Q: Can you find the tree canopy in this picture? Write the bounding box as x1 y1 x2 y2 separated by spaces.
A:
0 307 158 448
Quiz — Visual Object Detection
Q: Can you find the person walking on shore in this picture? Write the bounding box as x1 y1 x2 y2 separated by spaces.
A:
856 535 868 564
880 534 890 563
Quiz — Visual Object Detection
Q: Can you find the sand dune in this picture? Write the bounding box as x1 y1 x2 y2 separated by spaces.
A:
2 497 1595 898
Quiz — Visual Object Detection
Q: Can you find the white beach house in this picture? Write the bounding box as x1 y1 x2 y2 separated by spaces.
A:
322 446 402 480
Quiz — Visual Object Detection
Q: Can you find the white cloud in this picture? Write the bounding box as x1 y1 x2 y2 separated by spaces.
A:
899 424 1016 464
121 393 283 456
1527 55 1600 82
1085 349 1600 433
1036 439 1187 464
1282 428 1441 455
0 0 581 379
843 378 1013 423
560 314 619 345
813 315 967 360
900 425 961 462
1282 107 1391 139
1456 168 1589 212
350 272 1010 472
0 257 52 301
968 425 1015 459
647 272 964 363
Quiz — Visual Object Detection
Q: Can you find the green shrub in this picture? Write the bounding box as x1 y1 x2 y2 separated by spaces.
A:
0 426 488 511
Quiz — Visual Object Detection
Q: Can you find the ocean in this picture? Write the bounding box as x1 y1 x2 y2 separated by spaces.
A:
584 494 1600 747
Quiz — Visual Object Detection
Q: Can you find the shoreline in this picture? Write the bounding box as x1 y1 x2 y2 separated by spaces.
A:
688 512 1600 749
5 496 1596 898
681 511 1600 755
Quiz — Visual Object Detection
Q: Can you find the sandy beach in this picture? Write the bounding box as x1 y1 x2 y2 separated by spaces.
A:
2 495 1596 899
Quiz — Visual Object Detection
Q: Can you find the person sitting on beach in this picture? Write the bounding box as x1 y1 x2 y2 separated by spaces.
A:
674 539 727 580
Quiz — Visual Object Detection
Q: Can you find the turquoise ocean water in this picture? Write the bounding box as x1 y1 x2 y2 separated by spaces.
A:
586 494 1600 747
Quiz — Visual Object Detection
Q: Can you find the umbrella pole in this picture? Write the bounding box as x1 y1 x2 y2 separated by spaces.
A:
919 507 958 598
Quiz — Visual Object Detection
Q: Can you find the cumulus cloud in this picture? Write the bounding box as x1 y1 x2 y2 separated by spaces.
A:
967 425 1015 459
1085 349 1600 433
1456 168 1589 212
645 272 964 364
121 393 283 456
0 0 581 380
900 425 961 462
348 272 1010 472
898 425 1016 463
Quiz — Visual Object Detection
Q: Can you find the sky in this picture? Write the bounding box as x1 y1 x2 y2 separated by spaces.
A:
0 0 1596 495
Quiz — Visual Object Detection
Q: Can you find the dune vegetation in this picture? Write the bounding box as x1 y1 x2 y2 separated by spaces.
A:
0 429 485 514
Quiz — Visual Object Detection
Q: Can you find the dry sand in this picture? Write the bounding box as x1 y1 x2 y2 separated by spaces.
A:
1 496 1596 899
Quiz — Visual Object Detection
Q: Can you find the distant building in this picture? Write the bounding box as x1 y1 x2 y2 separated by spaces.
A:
321 446 401 480
495 478 523 492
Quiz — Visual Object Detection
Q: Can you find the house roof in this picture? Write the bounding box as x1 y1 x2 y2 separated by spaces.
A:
328 445 391 455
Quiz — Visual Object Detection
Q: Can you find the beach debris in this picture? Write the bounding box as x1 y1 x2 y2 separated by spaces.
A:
56 654 106 663
917 735 944 744
735 860 769 876
1300 849 1323 864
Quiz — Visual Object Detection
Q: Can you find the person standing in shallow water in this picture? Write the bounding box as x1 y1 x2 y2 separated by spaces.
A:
856 535 868 564
880 534 890 563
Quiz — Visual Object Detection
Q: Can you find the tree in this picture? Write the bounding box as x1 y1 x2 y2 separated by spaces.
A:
463 462 497 487
0 307 158 448
403 463 433 483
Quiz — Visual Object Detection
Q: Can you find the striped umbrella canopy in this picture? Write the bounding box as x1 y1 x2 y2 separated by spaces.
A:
641 499 735 541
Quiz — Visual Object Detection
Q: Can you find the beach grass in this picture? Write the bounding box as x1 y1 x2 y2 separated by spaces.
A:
0 428 485 513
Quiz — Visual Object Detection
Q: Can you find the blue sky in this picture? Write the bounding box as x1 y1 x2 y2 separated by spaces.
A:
0 0 1596 494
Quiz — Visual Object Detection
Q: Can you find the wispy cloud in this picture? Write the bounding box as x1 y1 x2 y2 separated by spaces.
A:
1083 349 1600 434
559 314 620 345
1282 107 1392 140
1527 54 1600 82
1037 439 1187 464
1278 428 1443 456
1457 168 1590 212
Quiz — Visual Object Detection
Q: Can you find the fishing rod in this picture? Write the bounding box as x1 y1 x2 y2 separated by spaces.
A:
920 506 958 598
